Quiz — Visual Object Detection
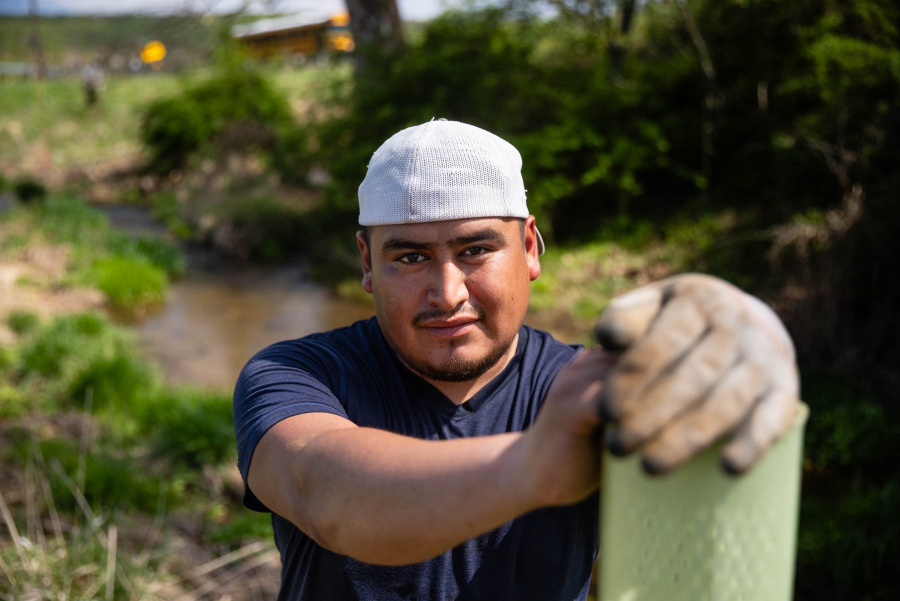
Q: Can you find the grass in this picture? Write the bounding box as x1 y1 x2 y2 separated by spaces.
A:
90 257 167 309
5 310 39 336
0 63 349 181
0 310 278 599
1 195 183 311
0 435 274 601
0 75 183 177
137 388 237 470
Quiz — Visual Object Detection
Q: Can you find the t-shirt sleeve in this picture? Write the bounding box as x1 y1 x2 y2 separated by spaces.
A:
232 339 351 512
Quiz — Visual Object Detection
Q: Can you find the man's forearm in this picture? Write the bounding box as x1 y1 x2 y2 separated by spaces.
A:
275 426 538 565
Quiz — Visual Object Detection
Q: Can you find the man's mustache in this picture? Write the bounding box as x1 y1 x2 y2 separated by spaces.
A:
413 305 486 327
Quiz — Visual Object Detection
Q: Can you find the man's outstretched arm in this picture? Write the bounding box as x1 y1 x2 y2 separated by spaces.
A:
247 350 612 566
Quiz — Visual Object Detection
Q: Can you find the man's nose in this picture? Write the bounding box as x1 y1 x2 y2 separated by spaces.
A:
427 260 469 310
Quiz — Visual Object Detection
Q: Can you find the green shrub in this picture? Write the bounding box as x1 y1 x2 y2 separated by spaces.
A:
216 195 311 261
796 372 900 599
208 511 274 545
269 124 312 185
151 191 193 239
107 232 187 278
187 65 292 139
12 437 182 515
134 236 186 277
143 388 236 469
90 256 167 309
0 345 16 373
141 54 293 174
67 342 158 412
798 479 900 600
17 313 107 379
140 96 210 173
6 309 39 335
33 194 109 245
16 313 159 411
12 177 47 203
0 382 29 418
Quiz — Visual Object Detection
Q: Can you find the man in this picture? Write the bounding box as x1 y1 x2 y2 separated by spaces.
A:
233 120 799 600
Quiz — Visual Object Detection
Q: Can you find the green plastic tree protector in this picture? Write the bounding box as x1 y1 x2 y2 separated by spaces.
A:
599 403 808 601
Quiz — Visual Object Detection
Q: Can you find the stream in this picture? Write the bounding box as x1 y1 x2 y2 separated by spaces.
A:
101 205 374 390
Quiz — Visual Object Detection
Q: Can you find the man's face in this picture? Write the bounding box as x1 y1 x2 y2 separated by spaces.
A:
357 216 542 382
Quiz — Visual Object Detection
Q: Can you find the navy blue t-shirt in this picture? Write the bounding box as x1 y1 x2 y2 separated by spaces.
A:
233 317 598 601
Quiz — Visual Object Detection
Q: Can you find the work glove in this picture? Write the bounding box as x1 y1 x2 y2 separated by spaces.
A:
594 273 800 475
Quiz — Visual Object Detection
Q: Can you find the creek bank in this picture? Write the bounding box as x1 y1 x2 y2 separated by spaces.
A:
97 202 375 388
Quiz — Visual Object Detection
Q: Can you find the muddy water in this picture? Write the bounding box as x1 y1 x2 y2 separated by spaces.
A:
99 204 374 389
138 263 374 389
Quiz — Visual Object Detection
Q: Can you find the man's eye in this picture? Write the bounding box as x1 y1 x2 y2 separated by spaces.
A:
399 253 427 264
462 246 488 257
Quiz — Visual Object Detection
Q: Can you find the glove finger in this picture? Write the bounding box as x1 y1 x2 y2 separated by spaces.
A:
594 285 664 351
721 389 798 474
608 328 739 456
600 295 708 422
638 360 768 475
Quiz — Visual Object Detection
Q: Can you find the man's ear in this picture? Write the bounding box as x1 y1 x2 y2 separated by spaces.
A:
524 216 542 281
356 231 374 294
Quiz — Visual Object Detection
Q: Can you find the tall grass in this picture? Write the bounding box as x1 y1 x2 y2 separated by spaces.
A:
0 436 275 601
0 311 277 598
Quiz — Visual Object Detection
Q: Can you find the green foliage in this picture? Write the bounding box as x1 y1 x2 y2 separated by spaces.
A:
107 234 187 279
208 511 274 546
803 374 900 473
0 382 29 418
141 388 236 469
268 124 312 185
67 339 159 413
6 309 40 335
0 345 15 373
90 256 167 310
215 195 312 261
13 437 175 514
31 194 110 244
14 194 183 300
16 313 159 411
796 371 900 599
140 47 294 174
151 191 193 239
13 178 47 203
140 97 211 173
18 313 106 378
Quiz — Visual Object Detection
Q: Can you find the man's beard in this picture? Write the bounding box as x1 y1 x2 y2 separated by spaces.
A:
397 305 517 383
399 335 516 382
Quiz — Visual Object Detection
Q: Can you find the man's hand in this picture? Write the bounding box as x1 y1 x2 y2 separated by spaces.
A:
594 274 800 475
521 348 617 506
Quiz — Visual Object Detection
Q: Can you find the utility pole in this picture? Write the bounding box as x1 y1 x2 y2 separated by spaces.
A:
29 0 47 79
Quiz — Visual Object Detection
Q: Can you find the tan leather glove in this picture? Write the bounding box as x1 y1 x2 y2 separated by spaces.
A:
594 273 800 475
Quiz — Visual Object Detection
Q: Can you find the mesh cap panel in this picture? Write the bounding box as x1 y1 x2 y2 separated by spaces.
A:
359 120 530 226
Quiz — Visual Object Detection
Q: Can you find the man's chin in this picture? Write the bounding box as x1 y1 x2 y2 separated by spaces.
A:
401 341 513 383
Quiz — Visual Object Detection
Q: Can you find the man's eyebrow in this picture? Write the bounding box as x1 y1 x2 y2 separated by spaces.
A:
381 229 508 253
381 238 434 253
451 229 507 247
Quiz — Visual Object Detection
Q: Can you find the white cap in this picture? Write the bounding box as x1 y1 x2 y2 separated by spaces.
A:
358 119 545 254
